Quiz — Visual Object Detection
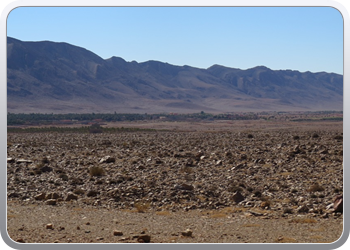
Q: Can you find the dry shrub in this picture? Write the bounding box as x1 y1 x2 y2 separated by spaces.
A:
308 183 324 192
210 213 227 218
89 166 105 177
309 235 324 240
289 218 317 224
156 211 171 216
7 214 17 218
309 227 326 233
241 224 261 227
135 202 150 213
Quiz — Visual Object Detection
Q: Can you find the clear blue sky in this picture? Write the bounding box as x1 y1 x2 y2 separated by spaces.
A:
7 7 343 74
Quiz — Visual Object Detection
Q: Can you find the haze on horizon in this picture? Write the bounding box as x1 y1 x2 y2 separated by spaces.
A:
7 6 343 75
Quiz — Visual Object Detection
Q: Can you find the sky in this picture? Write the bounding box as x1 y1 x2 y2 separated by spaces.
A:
6 6 344 74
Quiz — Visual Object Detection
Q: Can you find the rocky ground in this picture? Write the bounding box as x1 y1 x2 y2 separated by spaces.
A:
6 121 344 243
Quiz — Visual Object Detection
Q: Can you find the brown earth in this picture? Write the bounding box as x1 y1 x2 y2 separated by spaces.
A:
7 120 343 244
7 200 343 243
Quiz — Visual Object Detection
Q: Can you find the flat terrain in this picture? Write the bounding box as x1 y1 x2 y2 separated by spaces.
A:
7 120 343 244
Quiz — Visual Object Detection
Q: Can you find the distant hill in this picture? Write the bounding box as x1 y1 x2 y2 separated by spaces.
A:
7 37 343 114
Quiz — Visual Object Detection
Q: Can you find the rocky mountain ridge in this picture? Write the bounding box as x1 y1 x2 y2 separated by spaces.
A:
7 37 343 113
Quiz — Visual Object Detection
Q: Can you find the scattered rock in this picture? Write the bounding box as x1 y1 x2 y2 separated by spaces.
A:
7 129 343 221
181 229 193 237
16 159 32 164
45 199 57 205
333 194 343 213
283 208 293 214
40 165 53 172
248 211 263 216
174 183 194 191
215 160 222 166
34 193 46 201
87 190 99 197
45 192 60 200
7 158 15 163
65 192 78 201
113 230 123 236
297 205 309 214
137 234 151 243
8 192 20 198
232 191 245 204
100 156 115 164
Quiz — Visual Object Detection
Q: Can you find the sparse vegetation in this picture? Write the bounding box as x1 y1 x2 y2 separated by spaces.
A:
89 166 105 177
134 202 150 213
289 218 317 224
308 183 325 192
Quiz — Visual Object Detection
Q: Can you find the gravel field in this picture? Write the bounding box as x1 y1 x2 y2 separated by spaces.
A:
7 121 343 243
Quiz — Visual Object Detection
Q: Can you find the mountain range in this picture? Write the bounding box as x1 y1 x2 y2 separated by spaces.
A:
7 37 343 114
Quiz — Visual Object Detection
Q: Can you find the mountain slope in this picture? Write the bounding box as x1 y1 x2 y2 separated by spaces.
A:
7 37 343 113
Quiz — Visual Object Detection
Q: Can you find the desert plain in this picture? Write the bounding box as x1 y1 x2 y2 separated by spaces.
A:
6 118 344 244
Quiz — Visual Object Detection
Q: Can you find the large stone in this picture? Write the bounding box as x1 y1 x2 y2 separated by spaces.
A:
65 192 78 201
232 191 245 204
113 230 123 236
137 234 151 243
45 199 57 205
7 158 15 163
87 190 99 197
297 205 309 214
333 195 343 213
40 165 53 172
181 229 193 237
45 192 60 200
100 156 115 164
34 193 46 200
16 159 33 164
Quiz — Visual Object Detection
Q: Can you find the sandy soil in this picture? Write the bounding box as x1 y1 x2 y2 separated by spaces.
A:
7 200 343 244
